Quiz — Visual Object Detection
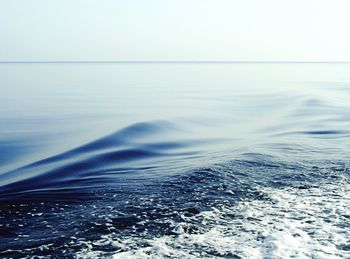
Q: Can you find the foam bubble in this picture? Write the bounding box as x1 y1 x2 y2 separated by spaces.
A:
73 168 350 259
107 177 349 258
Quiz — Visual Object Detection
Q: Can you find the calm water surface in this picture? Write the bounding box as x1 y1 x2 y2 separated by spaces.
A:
0 63 349 258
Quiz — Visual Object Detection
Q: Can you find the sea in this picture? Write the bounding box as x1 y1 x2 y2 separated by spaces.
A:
0 62 349 258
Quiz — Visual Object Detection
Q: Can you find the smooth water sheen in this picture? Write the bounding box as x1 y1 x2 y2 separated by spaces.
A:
0 63 349 258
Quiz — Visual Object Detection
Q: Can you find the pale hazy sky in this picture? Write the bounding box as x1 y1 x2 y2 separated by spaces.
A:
1 0 350 61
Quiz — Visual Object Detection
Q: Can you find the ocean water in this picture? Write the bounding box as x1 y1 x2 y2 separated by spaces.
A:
0 62 349 258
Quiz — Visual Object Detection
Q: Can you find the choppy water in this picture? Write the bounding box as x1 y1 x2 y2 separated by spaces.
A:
0 63 350 258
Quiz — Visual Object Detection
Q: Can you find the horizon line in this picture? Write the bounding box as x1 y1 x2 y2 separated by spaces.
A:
1 60 350 64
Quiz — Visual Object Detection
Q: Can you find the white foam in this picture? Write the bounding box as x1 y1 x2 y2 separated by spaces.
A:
77 174 350 259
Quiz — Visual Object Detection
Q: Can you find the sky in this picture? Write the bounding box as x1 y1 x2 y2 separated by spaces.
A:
1 0 350 61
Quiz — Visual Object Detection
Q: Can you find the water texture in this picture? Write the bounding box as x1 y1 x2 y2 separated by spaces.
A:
0 63 349 258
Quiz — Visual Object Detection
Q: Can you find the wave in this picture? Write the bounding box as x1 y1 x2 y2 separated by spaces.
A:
0 121 204 199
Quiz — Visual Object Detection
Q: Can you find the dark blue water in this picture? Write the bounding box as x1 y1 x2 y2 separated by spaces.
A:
0 63 350 258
